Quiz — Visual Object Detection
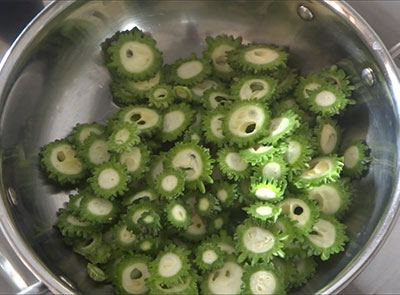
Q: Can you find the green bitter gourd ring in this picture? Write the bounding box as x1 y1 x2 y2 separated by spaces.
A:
239 144 275 166
211 181 238 208
342 140 371 178
217 147 252 181
87 263 107 282
203 87 232 110
308 85 351 116
235 219 285 264
250 178 285 203
165 199 192 229
315 117 341 155
79 193 120 224
203 34 242 80
241 264 285 295
173 85 193 102
148 273 198 295
107 122 140 153
149 244 191 286
202 109 226 147
201 256 243 295
170 53 212 86
123 187 157 206
195 193 221 217
244 202 282 222
304 215 348 261
261 110 299 145
230 75 277 102
306 181 351 217
227 44 288 74
194 241 225 271
147 84 174 109
166 142 214 193
114 254 151 295
78 134 111 169
41 140 85 185
119 144 150 180
89 161 131 200
69 122 105 147
125 200 160 233
295 156 343 188
118 105 162 135
279 196 319 234
56 209 94 238
161 103 194 142
107 30 163 80
254 155 288 181
223 101 270 147
155 168 185 199
112 221 138 250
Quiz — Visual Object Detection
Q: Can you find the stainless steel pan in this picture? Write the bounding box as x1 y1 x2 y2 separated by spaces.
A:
1 1 400 294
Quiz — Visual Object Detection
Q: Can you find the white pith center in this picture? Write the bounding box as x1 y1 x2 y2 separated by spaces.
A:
211 44 234 72
309 184 341 215
225 152 248 171
171 204 187 222
120 147 141 172
98 168 120 189
198 198 210 212
285 140 302 164
244 48 279 65
249 270 277 294
172 149 203 181
255 187 276 200
127 190 155 204
217 190 228 202
66 215 90 227
192 80 218 97
129 71 161 91
50 144 83 175
177 60 203 79
262 162 282 179
161 175 178 192
123 108 159 130
308 219 336 248
163 110 185 133
228 105 265 137
202 250 218 264
154 88 168 100
255 206 273 216
303 82 320 99
119 225 136 244
151 159 164 181
208 261 243 295
315 90 336 107
344 146 360 169
243 227 275 253
214 218 224 229
269 117 290 136
121 262 149 294
140 241 151 251
115 129 131 145
88 139 110 165
210 114 225 139
218 243 236 255
209 92 229 109
280 198 311 229
301 158 333 179
87 198 113 216
120 41 154 73
320 124 337 154
158 253 182 277
240 79 269 100
186 214 206 236
79 127 102 144
132 209 148 224
248 145 273 154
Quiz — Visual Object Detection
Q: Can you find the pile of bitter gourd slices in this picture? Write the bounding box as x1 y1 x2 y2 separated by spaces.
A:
40 27 371 295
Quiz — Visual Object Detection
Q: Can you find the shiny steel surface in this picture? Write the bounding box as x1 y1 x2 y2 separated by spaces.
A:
1 1 400 294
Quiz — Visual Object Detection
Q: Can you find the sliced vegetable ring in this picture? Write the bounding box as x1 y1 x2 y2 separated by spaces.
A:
217 147 252 181
227 44 288 74
230 75 277 102
161 103 193 142
107 122 140 153
241 264 285 295
155 168 185 199
342 140 371 178
170 53 212 86
223 101 270 147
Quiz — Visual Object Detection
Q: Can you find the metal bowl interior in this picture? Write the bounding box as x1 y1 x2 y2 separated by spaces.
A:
1 1 400 294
